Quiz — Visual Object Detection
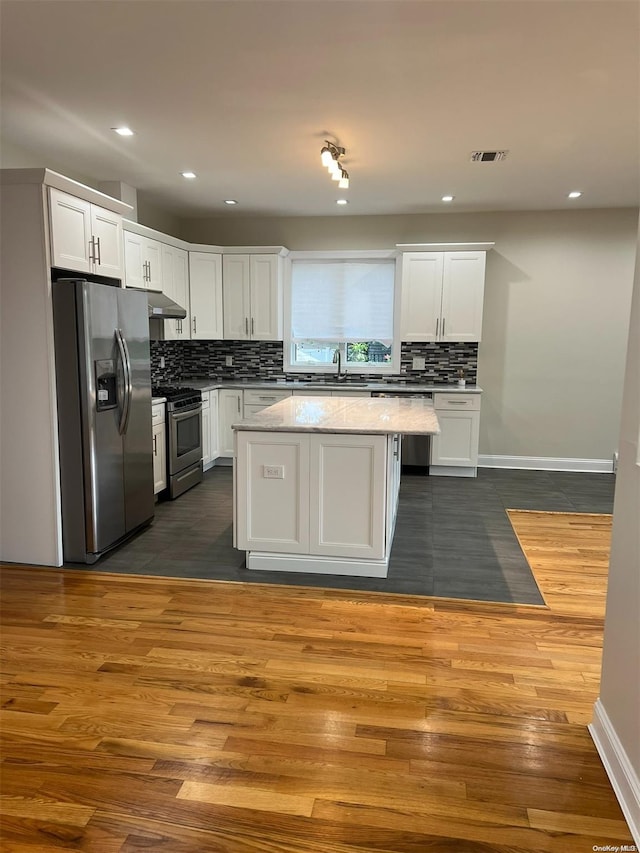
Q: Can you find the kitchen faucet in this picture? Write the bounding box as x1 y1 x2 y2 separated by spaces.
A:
333 348 347 381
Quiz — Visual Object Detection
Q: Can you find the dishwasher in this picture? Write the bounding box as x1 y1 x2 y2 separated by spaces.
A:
371 391 433 471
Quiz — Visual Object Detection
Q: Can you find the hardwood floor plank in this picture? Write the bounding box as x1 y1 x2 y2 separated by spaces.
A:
0 504 633 853
177 779 316 817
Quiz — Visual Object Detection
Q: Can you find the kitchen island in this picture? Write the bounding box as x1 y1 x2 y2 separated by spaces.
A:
232 395 439 577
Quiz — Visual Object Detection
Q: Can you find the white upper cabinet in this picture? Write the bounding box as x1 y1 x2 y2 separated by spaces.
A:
49 188 123 279
162 244 189 340
400 251 486 342
189 252 223 339
440 252 487 342
123 232 163 290
223 253 283 340
400 253 444 342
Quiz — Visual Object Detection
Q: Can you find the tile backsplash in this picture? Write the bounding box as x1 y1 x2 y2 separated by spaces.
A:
151 340 478 386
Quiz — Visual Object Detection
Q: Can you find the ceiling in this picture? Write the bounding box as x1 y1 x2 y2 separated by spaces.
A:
1 0 638 219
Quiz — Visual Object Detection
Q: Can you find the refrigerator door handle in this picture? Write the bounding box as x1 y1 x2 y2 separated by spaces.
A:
115 329 133 435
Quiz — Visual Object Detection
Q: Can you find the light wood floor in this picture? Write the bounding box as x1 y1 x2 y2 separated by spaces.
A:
1 511 633 852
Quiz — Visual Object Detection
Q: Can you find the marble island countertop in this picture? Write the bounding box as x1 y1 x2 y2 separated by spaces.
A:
232 395 440 435
179 378 482 395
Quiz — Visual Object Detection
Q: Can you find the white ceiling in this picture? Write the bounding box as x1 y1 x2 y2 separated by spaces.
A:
1 0 638 219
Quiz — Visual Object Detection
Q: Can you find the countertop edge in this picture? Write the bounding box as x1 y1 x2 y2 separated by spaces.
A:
181 379 482 394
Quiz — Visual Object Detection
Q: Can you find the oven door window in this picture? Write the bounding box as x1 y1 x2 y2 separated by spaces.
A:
176 412 201 457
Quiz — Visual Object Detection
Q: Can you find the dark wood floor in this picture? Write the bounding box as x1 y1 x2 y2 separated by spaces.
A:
92 468 615 605
0 508 633 852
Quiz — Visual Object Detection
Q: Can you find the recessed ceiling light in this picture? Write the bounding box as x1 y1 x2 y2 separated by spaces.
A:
336 199 349 205
442 195 454 203
224 199 238 205
568 191 582 199
112 126 134 136
181 171 197 179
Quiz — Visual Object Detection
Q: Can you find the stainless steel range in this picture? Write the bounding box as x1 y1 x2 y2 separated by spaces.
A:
153 386 203 498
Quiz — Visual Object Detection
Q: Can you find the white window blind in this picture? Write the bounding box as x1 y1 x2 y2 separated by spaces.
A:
291 260 395 341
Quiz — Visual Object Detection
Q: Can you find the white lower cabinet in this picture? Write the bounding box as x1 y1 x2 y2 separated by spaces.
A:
201 393 211 469
243 388 292 417
202 390 220 470
430 392 480 476
235 431 391 564
218 390 243 456
209 391 219 463
291 390 371 398
152 403 166 495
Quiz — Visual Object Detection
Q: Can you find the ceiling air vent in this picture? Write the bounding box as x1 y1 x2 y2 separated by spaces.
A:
470 150 508 162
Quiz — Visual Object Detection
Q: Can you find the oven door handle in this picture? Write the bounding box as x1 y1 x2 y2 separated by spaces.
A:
115 329 132 435
170 404 202 422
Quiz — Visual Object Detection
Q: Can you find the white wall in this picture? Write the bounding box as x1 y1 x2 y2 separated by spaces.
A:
183 208 638 465
590 214 640 843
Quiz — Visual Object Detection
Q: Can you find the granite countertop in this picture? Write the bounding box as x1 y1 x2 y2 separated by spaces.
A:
232 395 440 435
182 378 481 395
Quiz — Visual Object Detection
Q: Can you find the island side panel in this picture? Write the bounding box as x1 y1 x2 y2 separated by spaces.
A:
309 433 388 560
235 431 310 553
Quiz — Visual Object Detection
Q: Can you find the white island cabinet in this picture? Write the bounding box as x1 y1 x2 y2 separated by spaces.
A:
233 395 439 578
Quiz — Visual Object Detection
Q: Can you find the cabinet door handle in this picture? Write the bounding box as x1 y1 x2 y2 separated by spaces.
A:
88 237 95 264
153 434 157 455
435 318 439 339
251 317 254 336
193 317 197 334
442 317 446 337
95 236 101 266
237 397 241 413
245 317 249 335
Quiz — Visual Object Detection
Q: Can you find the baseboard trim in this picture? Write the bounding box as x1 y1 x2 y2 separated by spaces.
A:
478 454 614 473
589 699 640 846
246 551 389 578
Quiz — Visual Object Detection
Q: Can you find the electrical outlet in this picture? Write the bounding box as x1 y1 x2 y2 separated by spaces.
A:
225 355 233 366
159 356 165 369
264 465 284 479
412 356 426 370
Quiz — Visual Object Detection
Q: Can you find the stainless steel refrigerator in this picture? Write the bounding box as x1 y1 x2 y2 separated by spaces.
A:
52 279 154 563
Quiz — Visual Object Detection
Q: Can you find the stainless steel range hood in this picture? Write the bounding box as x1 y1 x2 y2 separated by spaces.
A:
145 290 187 320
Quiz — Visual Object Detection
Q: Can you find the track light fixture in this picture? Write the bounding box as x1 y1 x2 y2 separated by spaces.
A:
320 140 350 191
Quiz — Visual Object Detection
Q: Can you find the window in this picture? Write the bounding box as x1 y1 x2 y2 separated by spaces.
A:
286 255 399 373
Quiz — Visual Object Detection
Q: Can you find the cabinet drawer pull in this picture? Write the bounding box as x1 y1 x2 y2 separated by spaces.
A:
447 400 467 405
